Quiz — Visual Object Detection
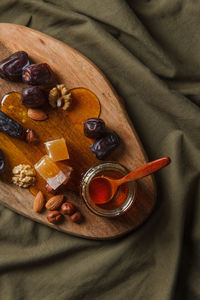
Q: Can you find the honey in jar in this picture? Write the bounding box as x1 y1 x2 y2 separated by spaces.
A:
81 162 135 217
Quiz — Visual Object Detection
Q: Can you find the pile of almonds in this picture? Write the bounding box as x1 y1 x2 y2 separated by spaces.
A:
34 191 82 224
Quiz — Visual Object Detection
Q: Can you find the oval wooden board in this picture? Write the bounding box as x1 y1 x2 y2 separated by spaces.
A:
0 23 156 240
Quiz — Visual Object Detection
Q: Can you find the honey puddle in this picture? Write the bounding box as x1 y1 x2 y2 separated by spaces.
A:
0 88 100 198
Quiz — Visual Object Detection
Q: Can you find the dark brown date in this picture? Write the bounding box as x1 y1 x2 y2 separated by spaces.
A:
22 63 54 85
90 131 120 160
0 51 30 81
0 111 25 139
21 86 47 108
0 149 5 175
84 118 106 138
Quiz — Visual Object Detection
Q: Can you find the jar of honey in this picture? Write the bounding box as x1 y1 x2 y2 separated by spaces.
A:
81 162 136 217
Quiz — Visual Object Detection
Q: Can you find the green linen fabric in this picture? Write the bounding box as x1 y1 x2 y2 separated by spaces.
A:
0 1 199 299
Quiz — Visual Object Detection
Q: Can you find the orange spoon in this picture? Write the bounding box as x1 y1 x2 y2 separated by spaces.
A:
89 157 171 204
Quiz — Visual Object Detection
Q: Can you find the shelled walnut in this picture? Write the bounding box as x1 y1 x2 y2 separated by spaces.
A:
48 84 72 110
12 164 36 188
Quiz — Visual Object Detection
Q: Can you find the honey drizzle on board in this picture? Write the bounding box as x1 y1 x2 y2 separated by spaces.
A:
0 88 100 198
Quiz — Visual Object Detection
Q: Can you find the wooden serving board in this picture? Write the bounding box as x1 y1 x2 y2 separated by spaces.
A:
0 23 156 240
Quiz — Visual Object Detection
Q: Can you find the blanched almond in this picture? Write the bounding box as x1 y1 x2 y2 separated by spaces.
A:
45 195 64 210
34 191 46 212
28 108 48 121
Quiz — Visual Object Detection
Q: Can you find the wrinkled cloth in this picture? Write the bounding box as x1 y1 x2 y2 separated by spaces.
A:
0 1 199 299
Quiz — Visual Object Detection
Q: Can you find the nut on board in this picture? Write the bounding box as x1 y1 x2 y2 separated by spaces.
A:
49 84 72 110
45 195 64 210
12 164 36 188
47 210 63 224
33 191 46 212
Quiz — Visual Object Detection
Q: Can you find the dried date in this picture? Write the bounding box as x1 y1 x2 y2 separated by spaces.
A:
90 132 120 160
0 111 25 139
0 51 30 81
21 86 47 108
0 149 5 175
84 118 106 138
22 63 54 85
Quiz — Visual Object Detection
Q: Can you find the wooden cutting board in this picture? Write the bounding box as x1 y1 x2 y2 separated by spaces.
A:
0 23 156 240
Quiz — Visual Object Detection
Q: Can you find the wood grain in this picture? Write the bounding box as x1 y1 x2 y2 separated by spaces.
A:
0 23 156 240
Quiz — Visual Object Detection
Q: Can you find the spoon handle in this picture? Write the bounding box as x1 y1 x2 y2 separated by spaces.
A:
120 157 170 184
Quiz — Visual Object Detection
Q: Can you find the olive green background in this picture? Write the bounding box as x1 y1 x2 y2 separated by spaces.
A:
0 1 199 299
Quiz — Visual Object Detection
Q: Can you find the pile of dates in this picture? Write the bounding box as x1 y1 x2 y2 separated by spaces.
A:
0 51 54 108
0 51 53 85
84 118 120 160
0 51 56 141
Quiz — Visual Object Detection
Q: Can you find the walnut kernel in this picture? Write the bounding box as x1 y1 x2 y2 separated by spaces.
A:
12 164 36 188
48 84 72 110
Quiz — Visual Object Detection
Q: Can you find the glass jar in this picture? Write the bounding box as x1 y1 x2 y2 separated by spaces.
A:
81 162 136 217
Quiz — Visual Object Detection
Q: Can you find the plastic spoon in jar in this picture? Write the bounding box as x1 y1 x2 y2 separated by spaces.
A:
89 157 171 204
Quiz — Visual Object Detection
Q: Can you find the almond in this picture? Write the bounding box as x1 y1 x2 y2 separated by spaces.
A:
34 191 46 212
45 195 64 210
28 108 48 121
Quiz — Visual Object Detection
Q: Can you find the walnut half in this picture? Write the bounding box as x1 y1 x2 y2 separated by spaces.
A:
12 164 36 188
48 84 72 110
